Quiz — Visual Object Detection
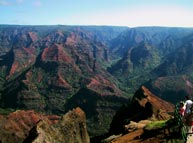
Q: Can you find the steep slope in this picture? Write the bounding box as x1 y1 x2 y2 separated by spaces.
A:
152 35 193 76
93 85 187 143
0 108 89 143
97 86 177 143
80 26 128 46
1 25 193 138
109 27 193 57
65 87 128 136
0 25 128 136
145 34 193 103
108 27 193 96
23 107 90 143
0 25 126 109
108 42 160 91
0 110 61 143
109 86 174 135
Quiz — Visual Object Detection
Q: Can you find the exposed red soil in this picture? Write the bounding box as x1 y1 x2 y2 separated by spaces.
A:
22 71 32 85
73 107 85 120
8 47 36 77
42 46 58 61
65 31 88 46
87 77 101 87
56 44 72 63
110 85 176 143
57 74 71 88
111 129 144 143
23 46 36 55
41 44 73 63
141 86 174 113
65 33 78 46
0 110 61 139
28 32 38 42
154 76 193 96
9 61 19 76
87 74 122 96
56 30 64 37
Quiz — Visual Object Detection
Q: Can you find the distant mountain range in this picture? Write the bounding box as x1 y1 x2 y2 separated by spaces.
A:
0 25 193 136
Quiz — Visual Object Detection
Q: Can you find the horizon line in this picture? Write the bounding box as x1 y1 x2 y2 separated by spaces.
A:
1 24 193 29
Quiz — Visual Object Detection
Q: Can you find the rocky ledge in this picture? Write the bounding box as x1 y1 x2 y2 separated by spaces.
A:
0 107 90 143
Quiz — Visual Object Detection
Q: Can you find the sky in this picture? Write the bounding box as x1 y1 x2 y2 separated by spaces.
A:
1 0 193 27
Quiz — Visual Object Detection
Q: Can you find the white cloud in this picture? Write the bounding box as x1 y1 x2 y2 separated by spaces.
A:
60 6 193 27
123 6 193 27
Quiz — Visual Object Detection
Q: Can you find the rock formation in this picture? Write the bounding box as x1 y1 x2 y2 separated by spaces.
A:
109 86 174 134
1 25 193 137
101 86 180 143
0 110 51 143
0 107 90 143
23 107 90 143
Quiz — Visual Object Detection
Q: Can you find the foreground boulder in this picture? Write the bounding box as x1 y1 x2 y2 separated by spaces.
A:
0 110 54 143
23 107 90 143
0 107 89 143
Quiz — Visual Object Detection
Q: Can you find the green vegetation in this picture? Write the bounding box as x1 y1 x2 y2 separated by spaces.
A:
144 120 168 130
143 119 184 142
1 25 193 138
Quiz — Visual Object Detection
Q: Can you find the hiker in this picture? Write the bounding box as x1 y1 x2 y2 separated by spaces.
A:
184 96 193 134
184 110 193 135
184 96 193 116
179 101 185 117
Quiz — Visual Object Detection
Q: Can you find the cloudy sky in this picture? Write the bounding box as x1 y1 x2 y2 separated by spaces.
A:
1 0 193 27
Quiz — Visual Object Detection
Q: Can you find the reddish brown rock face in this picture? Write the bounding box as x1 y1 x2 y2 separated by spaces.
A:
8 47 36 77
109 86 174 136
9 61 19 76
86 74 122 96
22 107 90 143
139 86 174 113
56 74 71 88
41 44 73 63
2 25 193 139
131 86 174 121
65 33 80 46
28 32 38 42
0 110 61 143
0 108 90 143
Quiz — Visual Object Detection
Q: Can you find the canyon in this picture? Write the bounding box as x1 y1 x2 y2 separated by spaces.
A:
0 25 193 138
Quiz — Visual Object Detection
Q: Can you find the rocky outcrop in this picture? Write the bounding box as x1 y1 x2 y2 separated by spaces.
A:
23 107 90 143
132 86 174 120
106 118 183 143
2 25 193 138
109 86 174 134
100 86 179 143
0 108 89 143
0 110 60 143
124 120 152 133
